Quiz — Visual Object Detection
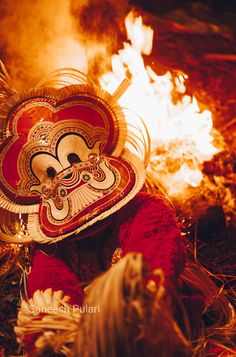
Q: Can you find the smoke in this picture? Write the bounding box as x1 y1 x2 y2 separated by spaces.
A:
0 0 129 89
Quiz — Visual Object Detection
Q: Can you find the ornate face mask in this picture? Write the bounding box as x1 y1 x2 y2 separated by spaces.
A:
0 74 146 243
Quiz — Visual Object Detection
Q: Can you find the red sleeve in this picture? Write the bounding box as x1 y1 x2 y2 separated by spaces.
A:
27 249 84 305
116 192 186 284
24 249 84 355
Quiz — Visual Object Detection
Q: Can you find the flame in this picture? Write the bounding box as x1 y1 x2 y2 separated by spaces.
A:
1 4 223 196
100 11 222 196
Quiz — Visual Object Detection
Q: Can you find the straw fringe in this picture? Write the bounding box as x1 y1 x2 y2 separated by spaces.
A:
15 288 80 356
75 252 192 357
0 188 39 214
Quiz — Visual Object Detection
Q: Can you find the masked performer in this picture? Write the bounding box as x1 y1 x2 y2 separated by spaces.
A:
0 66 235 356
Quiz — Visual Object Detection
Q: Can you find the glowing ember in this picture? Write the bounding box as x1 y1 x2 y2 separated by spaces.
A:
100 11 222 196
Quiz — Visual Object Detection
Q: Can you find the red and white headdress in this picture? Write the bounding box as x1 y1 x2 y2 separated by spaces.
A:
0 67 148 243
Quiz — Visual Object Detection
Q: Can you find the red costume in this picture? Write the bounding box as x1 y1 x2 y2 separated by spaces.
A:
27 191 186 304
1 68 233 356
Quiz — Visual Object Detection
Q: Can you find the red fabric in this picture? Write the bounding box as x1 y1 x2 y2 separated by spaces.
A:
26 192 186 354
26 250 84 356
28 192 185 296
27 249 84 305
116 192 186 284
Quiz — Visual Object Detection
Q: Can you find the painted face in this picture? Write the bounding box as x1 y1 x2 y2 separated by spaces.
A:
0 85 144 242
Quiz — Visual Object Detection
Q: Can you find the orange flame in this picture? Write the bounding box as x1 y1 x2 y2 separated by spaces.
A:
100 11 223 196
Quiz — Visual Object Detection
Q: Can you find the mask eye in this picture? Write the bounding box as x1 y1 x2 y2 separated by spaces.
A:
67 153 81 165
46 167 57 179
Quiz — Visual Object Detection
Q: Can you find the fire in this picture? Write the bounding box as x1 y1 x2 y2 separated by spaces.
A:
100 11 222 196
1 5 222 197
